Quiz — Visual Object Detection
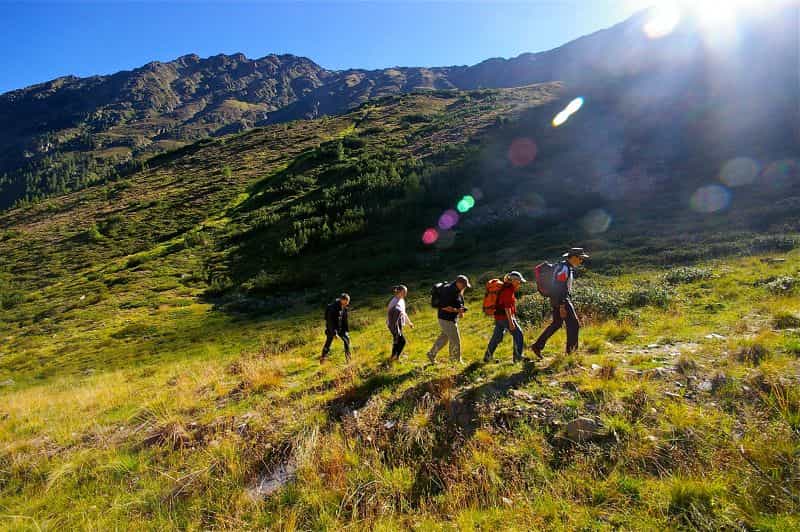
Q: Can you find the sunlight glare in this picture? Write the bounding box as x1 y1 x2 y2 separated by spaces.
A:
644 2 681 39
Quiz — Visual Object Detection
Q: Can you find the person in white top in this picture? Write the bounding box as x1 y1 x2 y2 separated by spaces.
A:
387 285 414 361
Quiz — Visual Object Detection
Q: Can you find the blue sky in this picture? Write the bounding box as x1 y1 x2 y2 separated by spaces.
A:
0 1 647 94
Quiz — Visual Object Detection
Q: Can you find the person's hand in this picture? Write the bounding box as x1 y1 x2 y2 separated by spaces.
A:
408 322 415 329
559 305 568 319
509 321 517 331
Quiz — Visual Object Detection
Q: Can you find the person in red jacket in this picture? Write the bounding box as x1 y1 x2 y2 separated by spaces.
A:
483 271 527 363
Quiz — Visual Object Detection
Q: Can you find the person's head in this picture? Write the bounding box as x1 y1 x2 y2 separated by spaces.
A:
338 293 351 307
563 247 590 267
454 274 472 292
392 285 408 299
505 270 527 289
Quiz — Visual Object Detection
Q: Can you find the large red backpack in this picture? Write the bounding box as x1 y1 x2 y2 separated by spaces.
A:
482 279 505 316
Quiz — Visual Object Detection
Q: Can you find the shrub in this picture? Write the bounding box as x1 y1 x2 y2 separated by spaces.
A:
773 312 800 329
668 480 716 528
626 282 672 309
183 229 209 249
573 284 623 321
0 290 23 310
735 341 770 366
604 322 633 343
675 354 697 374
664 267 713 285
765 276 796 295
516 296 551 326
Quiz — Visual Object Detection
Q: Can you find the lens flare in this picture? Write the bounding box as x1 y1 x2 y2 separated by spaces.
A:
438 209 460 230
422 228 439 245
582 209 613 234
690 184 731 213
720 157 760 187
552 97 584 127
508 138 538 167
456 195 476 213
761 159 800 190
644 2 681 39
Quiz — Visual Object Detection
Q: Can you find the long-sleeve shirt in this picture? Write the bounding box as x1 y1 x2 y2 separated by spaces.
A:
325 300 349 334
551 261 575 306
387 297 410 335
437 283 465 322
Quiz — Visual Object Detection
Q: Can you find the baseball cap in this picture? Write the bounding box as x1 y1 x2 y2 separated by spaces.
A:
562 247 590 259
507 271 527 283
455 274 472 288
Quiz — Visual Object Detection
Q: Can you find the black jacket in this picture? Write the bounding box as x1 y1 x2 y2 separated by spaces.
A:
325 300 349 334
437 282 465 322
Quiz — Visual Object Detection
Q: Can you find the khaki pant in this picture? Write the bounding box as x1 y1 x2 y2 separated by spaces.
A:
427 319 461 362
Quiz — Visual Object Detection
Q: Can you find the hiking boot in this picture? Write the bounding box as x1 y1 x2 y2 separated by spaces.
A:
531 345 542 359
427 352 436 365
483 354 495 363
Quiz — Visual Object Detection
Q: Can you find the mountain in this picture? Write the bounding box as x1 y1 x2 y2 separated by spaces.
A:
3 3 796 210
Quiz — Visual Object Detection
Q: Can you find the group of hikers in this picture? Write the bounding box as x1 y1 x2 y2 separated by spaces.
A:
320 247 590 365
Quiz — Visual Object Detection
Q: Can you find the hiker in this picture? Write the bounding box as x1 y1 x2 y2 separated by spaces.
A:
427 275 471 365
532 248 589 356
484 271 527 363
387 285 414 361
321 293 351 362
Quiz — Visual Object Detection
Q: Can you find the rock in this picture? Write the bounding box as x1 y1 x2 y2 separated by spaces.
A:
698 380 713 392
761 258 786 264
646 435 658 442
548 380 559 387
383 420 396 429
705 333 727 340
664 391 681 399
501 497 513 506
647 343 660 349
564 417 605 443
0 379 14 387
510 389 535 402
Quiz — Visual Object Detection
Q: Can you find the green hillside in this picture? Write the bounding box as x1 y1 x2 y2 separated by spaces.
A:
0 82 799 530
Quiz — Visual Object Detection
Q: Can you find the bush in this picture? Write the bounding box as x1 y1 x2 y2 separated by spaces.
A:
183 229 209 249
0 290 23 310
626 282 672 309
516 296 551 326
573 284 623 321
774 312 800 329
668 481 716 528
735 341 770 366
765 276 796 295
664 267 713 285
604 322 633 342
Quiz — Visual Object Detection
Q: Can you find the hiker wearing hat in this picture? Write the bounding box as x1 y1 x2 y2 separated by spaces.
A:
532 248 589 356
321 293 352 363
484 271 527 364
427 275 471 365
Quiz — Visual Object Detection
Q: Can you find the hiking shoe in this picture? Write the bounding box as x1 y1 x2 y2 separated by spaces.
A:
514 356 530 364
483 354 495 363
427 352 436 365
531 345 542 358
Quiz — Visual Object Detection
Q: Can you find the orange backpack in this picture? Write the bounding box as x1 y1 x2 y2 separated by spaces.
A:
482 279 505 316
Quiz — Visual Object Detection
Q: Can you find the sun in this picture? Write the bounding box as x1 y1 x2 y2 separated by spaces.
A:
636 0 782 40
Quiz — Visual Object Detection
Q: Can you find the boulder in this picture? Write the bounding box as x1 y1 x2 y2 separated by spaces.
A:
564 417 605 443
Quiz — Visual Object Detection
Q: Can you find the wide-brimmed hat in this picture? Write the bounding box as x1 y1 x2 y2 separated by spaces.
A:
562 247 590 259
455 274 472 288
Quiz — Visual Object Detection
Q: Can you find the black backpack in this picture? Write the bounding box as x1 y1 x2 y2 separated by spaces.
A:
430 282 448 308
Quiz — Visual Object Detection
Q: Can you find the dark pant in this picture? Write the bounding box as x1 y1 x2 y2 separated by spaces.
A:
533 301 579 354
485 318 525 362
391 331 406 359
322 331 351 361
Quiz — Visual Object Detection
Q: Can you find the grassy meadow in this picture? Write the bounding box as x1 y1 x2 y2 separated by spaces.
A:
0 83 798 529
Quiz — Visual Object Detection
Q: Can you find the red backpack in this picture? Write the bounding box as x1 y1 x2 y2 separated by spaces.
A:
535 262 556 297
482 279 505 316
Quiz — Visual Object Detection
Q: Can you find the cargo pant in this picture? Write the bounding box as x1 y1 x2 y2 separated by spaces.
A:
427 319 462 363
